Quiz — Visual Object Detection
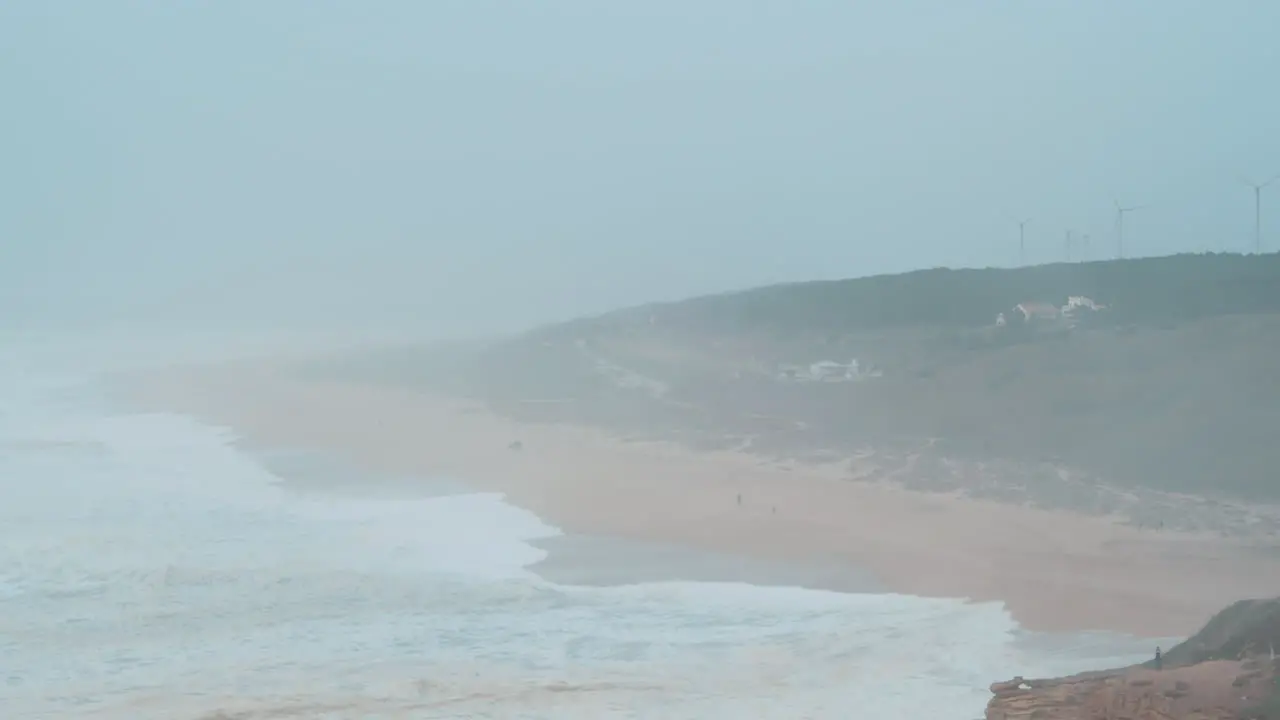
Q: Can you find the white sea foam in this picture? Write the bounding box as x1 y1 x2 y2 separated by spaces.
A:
0 355 1165 719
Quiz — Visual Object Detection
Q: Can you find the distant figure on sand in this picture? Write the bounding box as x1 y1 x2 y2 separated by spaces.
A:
1154 646 1162 670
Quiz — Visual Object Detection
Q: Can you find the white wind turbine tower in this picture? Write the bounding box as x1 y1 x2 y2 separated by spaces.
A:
1242 174 1280 254
1114 200 1146 259
1018 217 1032 266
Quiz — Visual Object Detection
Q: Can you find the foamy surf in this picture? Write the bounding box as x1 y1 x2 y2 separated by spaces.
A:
0 361 1164 719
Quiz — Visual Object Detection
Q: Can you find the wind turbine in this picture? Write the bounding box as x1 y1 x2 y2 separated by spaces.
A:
1114 200 1146 259
1242 174 1280 254
1064 229 1075 262
1017 218 1032 265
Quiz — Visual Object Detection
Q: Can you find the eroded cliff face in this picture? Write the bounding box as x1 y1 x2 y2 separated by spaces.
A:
987 597 1280 719
985 658 1277 720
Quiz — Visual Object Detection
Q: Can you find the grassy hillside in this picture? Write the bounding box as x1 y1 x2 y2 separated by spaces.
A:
1160 597 1280 667
328 253 1280 518
543 252 1280 339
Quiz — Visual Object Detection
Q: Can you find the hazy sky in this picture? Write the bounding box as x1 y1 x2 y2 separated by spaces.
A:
3 1 1278 336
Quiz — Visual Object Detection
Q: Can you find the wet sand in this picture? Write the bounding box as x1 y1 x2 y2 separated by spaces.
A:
529 533 883 593
256 445 884 594
126 362 1280 637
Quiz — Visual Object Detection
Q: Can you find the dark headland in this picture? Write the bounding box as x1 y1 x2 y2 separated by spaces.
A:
986 596 1280 719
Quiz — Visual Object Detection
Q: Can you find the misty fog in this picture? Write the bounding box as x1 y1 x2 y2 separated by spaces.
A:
3 1 1278 342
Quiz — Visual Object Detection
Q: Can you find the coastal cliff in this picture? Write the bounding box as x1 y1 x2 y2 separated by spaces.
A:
986 599 1280 719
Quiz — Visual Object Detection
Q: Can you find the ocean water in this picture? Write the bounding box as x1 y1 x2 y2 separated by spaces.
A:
0 354 1165 719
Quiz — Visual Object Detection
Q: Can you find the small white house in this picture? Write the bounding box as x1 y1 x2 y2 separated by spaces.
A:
778 358 877 382
809 360 849 380
1015 302 1061 323
1064 295 1105 312
1061 295 1107 327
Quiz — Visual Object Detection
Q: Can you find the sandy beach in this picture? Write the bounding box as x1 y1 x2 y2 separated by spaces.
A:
127 362 1280 637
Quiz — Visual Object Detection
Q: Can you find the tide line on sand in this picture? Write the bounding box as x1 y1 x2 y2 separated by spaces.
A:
124 363 1280 638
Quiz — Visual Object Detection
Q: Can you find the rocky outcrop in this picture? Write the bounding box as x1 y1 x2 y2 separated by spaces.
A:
986 660 1276 719
987 598 1280 719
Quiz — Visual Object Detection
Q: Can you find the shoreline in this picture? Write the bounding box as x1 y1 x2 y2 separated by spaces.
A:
250 443 889 596
124 362 1280 637
528 533 884 595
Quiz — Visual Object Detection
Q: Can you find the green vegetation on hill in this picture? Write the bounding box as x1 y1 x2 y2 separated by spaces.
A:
353 252 1280 511
1154 597 1280 718
1160 597 1280 667
552 252 1280 337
